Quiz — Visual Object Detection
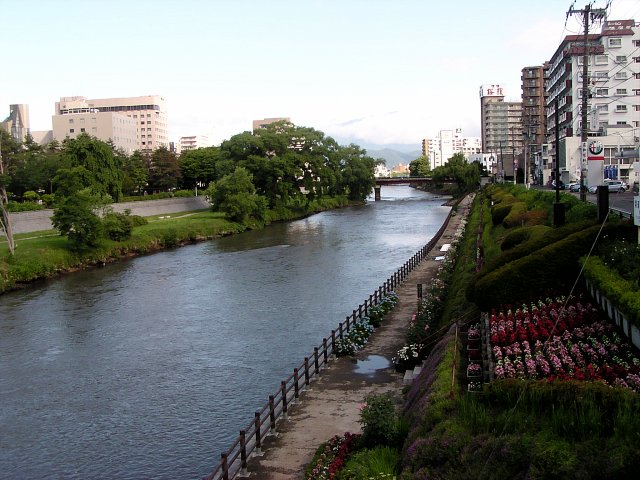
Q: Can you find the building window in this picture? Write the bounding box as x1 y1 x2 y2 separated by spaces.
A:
80 128 85 132
595 70 608 78
92 117 96 123
595 55 608 65
596 88 608 97
92 127 97 133
615 89 628 96
614 72 628 80
615 55 627 63
68 119 74 124
615 105 627 112
133 115 137 118
608 37 622 48
147 114 151 117
70 128 75 133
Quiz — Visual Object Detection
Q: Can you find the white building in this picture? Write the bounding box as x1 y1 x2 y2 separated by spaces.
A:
1 104 30 142
53 95 168 152
179 135 209 154
545 19 639 183
423 129 482 169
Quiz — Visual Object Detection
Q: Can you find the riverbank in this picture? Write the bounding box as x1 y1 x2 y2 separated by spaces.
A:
0 196 353 295
242 194 472 479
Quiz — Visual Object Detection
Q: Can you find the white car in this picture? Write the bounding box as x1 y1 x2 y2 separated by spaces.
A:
588 180 628 193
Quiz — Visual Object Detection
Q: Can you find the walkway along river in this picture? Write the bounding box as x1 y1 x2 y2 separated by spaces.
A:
0 186 450 479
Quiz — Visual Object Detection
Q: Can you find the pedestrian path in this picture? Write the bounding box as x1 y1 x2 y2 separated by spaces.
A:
246 195 473 479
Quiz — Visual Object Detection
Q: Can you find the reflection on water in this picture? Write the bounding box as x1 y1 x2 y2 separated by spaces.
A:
353 355 391 376
0 186 450 479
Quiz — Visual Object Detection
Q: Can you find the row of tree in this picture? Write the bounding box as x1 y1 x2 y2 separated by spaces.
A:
1 121 381 250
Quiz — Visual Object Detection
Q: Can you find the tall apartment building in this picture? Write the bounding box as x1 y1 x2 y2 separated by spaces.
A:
521 64 550 184
479 84 523 179
53 95 168 152
1 104 30 142
422 130 481 170
544 19 639 184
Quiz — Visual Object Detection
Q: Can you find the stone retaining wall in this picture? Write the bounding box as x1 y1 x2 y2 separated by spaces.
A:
9 196 210 234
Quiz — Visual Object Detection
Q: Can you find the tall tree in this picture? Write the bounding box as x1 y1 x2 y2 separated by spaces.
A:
409 155 431 177
146 146 181 192
62 133 122 201
122 151 148 196
0 132 17 254
179 146 220 189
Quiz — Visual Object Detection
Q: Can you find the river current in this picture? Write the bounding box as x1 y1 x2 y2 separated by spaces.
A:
0 186 450 479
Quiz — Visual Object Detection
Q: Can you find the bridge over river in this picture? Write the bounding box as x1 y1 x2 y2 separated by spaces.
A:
374 177 433 200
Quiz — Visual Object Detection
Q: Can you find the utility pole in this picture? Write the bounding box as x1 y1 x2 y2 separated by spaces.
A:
567 3 607 201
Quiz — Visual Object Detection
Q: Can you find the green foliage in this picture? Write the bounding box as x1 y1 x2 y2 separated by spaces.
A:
360 394 405 448
597 239 640 287
207 167 267 222
22 190 39 202
502 201 527 227
121 151 148 196
565 199 597 223
409 155 431 177
431 153 480 194
146 147 181 192
179 146 220 188
62 133 122 201
582 256 640 325
102 211 134 241
468 223 633 310
51 190 103 250
40 194 54 207
128 214 148 227
501 225 551 251
491 203 512 225
338 446 399 480
6 201 44 212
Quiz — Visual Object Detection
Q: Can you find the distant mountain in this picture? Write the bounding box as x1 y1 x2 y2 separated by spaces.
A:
366 148 422 167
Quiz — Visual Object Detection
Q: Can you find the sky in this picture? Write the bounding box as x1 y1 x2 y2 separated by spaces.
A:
2 0 639 150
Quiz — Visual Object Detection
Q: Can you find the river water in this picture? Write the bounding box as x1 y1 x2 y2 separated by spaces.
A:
0 186 450 479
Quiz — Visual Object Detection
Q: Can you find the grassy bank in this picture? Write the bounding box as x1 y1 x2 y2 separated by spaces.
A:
0 196 351 294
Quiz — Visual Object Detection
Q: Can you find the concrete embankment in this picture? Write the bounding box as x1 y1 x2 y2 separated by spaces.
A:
8 196 210 234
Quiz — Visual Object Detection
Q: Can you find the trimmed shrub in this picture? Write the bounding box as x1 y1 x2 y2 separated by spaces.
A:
566 201 597 223
492 203 513 226
503 202 528 228
468 223 635 310
501 225 551 251
338 446 399 479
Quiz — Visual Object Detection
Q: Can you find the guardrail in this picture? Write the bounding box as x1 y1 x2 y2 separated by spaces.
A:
203 207 455 480
609 207 632 220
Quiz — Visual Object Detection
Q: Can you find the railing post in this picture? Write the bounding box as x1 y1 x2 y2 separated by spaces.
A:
338 323 344 340
358 304 363 318
254 411 262 454
239 430 248 475
268 395 276 435
323 338 328 364
293 368 300 400
331 329 336 352
304 357 310 385
221 452 229 480
281 381 288 418
314 347 320 375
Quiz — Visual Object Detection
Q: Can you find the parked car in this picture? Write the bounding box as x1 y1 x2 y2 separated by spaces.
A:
551 180 565 190
569 183 581 192
587 180 628 194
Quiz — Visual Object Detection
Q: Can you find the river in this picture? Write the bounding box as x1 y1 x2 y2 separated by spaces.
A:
0 186 450 479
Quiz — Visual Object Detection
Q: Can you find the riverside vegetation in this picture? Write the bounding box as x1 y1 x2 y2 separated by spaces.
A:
0 121 379 293
307 184 639 479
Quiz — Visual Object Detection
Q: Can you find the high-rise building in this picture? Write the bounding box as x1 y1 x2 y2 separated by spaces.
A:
521 64 550 185
422 130 481 170
544 19 639 185
479 84 523 180
53 95 168 152
1 104 30 142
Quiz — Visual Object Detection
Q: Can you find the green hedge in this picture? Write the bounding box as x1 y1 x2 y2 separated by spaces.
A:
501 225 551 251
491 203 513 226
582 255 640 326
468 223 635 310
502 201 528 228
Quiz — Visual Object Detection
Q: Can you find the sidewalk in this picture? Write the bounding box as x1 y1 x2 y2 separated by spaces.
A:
246 195 473 479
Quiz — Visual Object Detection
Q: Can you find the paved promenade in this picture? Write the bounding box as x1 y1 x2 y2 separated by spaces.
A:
246 194 472 479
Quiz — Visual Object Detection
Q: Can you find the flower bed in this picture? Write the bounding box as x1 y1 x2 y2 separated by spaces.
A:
467 362 482 378
335 293 398 357
489 296 640 392
392 343 424 372
304 432 361 480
